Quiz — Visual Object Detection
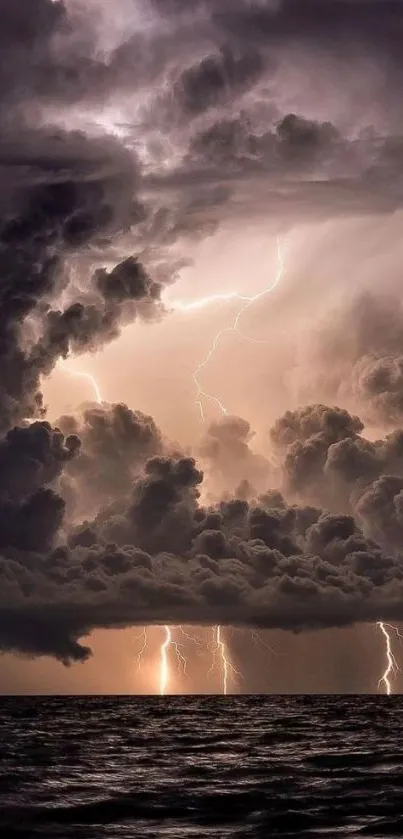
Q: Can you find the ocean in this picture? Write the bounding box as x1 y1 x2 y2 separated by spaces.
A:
0 695 401 837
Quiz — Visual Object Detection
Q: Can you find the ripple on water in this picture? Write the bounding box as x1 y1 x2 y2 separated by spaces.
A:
1 696 403 838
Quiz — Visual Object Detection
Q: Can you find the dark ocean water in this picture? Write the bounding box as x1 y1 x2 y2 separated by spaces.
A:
0 696 402 838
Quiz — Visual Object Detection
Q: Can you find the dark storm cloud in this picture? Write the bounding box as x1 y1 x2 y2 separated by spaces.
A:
212 0 403 58
0 408 403 662
154 0 403 64
0 421 79 502
144 116 403 226
5 0 402 227
0 0 65 106
57 403 164 518
270 403 403 551
3 445 403 661
0 420 78 561
32 256 164 370
300 294 403 427
187 113 343 176
94 455 204 555
174 46 264 116
0 126 154 431
139 0 403 224
4 1 403 668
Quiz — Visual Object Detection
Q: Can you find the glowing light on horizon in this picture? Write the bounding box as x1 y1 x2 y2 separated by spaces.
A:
377 621 403 695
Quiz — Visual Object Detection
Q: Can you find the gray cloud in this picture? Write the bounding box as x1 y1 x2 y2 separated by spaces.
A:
2 452 403 661
0 126 155 431
298 294 403 427
57 403 164 519
1 412 403 662
198 415 271 500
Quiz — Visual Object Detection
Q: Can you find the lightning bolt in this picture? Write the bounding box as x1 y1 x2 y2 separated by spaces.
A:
377 621 403 695
159 625 171 695
58 360 103 404
190 235 285 422
171 291 244 312
208 625 241 695
250 629 277 658
159 625 201 695
176 626 205 648
134 627 148 669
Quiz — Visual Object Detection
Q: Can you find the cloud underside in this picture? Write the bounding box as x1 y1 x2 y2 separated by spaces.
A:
2 580 402 664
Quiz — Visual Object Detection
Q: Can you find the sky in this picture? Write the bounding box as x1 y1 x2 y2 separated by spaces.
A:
2 0 403 693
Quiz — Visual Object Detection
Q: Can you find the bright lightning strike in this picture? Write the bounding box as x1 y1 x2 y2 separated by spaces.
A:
158 625 196 695
377 621 403 695
176 626 205 648
58 360 103 404
159 625 171 696
209 625 241 695
134 627 148 669
170 291 244 312
191 235 285 422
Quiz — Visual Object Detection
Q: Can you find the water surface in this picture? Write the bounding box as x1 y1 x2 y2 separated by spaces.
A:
0 696 402 837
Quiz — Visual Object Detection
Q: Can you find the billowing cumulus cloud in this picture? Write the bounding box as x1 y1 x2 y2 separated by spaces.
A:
198 415 271 500
57 403 165 518
293 294 403 429
2 406 403 662
0 128 162 430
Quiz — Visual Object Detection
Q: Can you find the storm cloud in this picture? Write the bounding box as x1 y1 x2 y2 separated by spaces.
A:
1 404 403 662
2 0 403 677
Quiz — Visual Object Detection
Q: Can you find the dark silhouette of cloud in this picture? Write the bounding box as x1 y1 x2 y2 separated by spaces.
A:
175 46 264 116
1 415 403 662
0 128 156 430
57 403 164 518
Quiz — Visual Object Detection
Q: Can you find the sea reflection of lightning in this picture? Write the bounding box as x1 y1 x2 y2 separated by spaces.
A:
190 235 285 422
377 621 403 695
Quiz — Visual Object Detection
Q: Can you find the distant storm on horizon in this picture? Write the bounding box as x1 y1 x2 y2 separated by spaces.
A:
3 0 403 694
